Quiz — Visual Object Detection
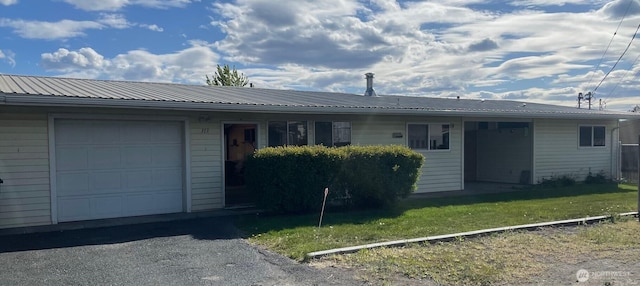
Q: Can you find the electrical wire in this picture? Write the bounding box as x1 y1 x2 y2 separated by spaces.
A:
593 22 640 93
586 0 634 89
603 50 640 99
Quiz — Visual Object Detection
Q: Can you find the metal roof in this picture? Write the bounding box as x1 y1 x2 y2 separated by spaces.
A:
0 74 637 119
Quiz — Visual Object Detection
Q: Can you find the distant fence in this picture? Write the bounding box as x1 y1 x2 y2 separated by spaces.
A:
621 144 639 184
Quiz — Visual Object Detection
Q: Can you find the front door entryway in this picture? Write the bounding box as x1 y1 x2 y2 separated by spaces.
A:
223 123 257 206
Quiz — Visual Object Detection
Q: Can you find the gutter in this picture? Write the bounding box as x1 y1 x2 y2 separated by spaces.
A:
2 94 638 120
611 123 621 180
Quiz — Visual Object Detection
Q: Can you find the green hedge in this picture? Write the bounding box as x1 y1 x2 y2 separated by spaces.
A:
244 145 424 213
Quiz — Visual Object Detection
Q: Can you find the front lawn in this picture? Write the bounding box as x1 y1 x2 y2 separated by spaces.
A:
236 184 637 261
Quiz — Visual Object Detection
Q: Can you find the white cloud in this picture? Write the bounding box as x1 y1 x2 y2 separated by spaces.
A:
0 0 17 5
0 15 165 40
509 0 602 6
41 47 107 70
204 0 640 110
98 14 131 29
63 0 195 11
0 18 103 40
0 49 16 67
40 43 220 83
140 24 163 32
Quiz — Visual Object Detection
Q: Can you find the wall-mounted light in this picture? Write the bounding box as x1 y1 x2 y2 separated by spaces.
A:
198 114 211 122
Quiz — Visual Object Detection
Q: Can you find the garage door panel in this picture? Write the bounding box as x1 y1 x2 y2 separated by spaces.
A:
55 119 185 222
56 147 88 171
89 171 122 193
153 145 182 166
153 169 183 189
57 173 90 196
126 171 152 189
89 147 122 169
123 123 153 143
91 122 121 143
154 122 182 143
55 121 90 144
90 195 123 218
58 197 91 221
124 147 152 167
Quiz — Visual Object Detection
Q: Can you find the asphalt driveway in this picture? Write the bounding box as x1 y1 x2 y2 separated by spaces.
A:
0 217 362 286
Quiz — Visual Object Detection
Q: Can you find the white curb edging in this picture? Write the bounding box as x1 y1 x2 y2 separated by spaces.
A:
306 212 638 259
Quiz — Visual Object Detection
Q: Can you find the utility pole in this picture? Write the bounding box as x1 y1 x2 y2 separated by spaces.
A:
577 92 594 109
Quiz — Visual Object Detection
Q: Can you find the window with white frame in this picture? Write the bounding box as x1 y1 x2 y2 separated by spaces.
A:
579 125 605 147
315 121 351 147
408 123 450 150
268 121 308 147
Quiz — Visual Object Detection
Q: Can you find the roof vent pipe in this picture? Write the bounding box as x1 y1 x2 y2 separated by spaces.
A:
364 73 376 97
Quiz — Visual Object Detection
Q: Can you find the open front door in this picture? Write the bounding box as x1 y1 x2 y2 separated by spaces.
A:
224 123 257 207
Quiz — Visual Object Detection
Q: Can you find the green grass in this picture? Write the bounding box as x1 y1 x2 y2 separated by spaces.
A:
324 219 640 285
236 183 638 261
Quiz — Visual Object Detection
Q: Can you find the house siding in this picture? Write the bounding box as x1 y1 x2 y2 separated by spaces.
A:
189 117 223 211
353 116 463 193
534 118 618 182
0 113 51 229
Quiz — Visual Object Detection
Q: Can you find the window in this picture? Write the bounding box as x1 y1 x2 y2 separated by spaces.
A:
579 125 605 147
408 123 450 150
268 121 308 147
315 121 351 147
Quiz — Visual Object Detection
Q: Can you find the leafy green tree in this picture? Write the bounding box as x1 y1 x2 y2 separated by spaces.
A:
206 64 250 87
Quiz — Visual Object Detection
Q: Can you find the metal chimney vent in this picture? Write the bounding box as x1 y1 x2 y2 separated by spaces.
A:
364 72 376 97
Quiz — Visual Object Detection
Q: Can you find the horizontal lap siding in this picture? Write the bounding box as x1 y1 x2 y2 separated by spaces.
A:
0 114 51 229
353 117 462 193
189 118 223 211
534 119 616 182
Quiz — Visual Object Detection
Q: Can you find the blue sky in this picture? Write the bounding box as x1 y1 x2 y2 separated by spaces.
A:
1 0 640 110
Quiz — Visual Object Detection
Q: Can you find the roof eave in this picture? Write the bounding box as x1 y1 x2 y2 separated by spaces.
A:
1 94 636 120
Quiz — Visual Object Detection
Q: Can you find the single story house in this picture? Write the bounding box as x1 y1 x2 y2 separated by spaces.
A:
1 74 638 230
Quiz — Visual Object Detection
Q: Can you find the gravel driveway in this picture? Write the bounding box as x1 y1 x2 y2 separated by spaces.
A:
0 217 362 286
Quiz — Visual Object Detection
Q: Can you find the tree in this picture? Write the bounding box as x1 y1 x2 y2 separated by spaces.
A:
206 64 250 87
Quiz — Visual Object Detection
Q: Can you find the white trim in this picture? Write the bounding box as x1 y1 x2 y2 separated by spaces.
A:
184 119 192 213
48 113 191 222
48 113 187 122
406 122 452 152
48 114 58 224
577 124 607 149
531 119 537 184
460 118 465 191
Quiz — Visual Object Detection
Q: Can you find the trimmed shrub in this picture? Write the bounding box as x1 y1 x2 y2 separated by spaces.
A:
244 146 346 213
244 145 424 214
340 145 424 208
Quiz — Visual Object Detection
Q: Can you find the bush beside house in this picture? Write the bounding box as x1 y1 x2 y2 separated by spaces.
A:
244 145 425 214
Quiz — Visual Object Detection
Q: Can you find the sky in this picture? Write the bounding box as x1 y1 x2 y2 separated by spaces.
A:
1 0 640 111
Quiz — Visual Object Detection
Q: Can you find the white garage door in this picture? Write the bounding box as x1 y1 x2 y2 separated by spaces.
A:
55 119 184 222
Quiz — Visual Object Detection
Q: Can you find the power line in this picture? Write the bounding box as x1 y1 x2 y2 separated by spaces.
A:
586 0 634 89
593 22 640 93
604 49 640 99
